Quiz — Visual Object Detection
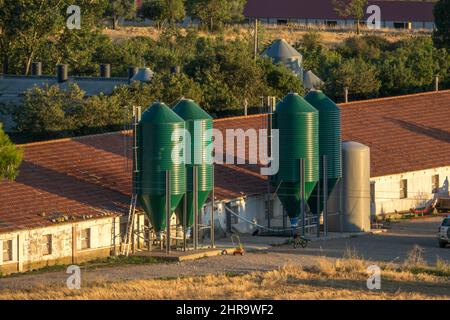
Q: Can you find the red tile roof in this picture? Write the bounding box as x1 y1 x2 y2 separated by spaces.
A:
1 90 449 233
244 0 435 22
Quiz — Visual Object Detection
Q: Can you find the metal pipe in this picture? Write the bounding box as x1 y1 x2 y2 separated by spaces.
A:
100 64 111 78
193 166 198 250
183 194 187 252
300 158 306 237
56 64 68 83
323 155 328 237
210 169 215 248
254 19 258 60
339 178 344 234
166 170 171 254
31 62 42 76
267 109 273 229
316 164 321 238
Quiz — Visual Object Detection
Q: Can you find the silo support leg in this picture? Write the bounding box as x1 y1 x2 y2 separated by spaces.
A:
166 171 171 255
323 155 328 238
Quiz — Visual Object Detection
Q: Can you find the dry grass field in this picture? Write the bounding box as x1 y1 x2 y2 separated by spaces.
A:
1 248 448 300
103 25 431 47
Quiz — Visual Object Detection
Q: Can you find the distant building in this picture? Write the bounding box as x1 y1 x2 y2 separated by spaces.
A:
0 64 131 132
244 0 436 30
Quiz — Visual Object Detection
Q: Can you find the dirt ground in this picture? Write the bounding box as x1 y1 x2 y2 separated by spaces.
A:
0 216 448 296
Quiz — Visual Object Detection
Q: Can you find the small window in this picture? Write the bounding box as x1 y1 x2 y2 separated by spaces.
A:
370 182 376 204
2 240 13 262
393 22 407 29
432 175 440 192
80 228 91 250
277 19 288 25
326 20 337 27
400 179 408 199
41 234 52 256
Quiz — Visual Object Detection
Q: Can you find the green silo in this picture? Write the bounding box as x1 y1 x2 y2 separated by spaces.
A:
136 102 186 233
272 93 319 225
173 99 214 229
305 90 342 214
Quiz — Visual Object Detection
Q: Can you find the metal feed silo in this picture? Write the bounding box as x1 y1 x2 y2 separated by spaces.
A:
173 99 214 229
336 141 371 232
136 102 186 233
305 90 342 214
272 93 319 225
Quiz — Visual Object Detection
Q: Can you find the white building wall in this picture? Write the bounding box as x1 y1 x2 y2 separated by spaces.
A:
371 166 450 216
0 217 120 269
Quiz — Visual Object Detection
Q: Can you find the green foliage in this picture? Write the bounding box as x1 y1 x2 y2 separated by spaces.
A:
0 123 23 181
0 0 108 75
332 0 368 34
14 84 128 138
139 0 186 27
433 0 450 49
186 0 246 31
326 57 380 99
296 34 449 101
104 0 136 29
0 0 66 74
378 38 437 95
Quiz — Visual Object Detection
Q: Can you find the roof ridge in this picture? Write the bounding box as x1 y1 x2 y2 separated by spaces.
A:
18 130 131 147
339 89 450 107
214 114 263 123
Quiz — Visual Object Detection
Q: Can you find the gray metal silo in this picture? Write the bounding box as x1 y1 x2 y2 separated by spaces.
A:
329 141 371 232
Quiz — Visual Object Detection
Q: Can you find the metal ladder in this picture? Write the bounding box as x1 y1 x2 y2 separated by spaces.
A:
122 194 138 256
122 106 142 256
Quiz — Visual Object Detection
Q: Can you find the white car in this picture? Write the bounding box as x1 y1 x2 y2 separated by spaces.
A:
438 216 450 248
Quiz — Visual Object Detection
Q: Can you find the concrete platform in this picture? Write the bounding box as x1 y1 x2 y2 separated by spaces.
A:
133 247 235 262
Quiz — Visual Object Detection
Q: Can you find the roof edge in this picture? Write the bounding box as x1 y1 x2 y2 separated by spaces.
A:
339 89 450 108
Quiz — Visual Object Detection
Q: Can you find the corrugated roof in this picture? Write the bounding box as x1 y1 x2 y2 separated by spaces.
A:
1 90 449 233
244 0 435 22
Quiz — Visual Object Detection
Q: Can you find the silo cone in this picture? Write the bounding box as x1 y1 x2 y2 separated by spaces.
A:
304 90 342 214
272 93 319 225
173 99 213 230
136 102 186 233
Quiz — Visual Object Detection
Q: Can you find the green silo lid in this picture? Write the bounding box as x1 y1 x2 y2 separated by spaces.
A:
172 99 212 120
141 102 184 124
278 93 317 113
304 90 340 111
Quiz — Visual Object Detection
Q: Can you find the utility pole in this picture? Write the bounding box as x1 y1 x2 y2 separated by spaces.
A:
254 19 259 60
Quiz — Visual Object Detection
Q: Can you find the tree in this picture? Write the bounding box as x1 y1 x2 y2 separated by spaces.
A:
139 0 185 28
326 57 380 100
104 0 135 30
0 0 66 75
0 123 23 180
186 0 245 31
332 0 368 34
433 0 450 49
